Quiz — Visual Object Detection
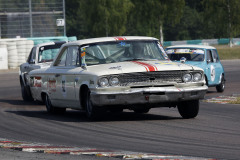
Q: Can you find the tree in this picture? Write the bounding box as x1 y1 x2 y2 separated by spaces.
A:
202 0 240 46
164 0 204 41
67 0 133 39
126 0 185 43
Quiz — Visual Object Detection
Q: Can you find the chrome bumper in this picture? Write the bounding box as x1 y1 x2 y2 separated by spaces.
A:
90 85 208 107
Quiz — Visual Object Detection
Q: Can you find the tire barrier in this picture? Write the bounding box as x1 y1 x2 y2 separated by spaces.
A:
0 36 76 70
26 40 34 60
0 39 34 69
7 41 18 69
16 40 27 66
0 48 8 70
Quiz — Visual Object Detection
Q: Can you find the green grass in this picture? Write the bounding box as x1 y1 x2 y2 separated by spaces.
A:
229 97 240 104
215 45 240 60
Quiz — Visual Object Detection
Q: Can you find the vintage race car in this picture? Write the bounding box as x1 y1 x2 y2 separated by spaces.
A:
166 45 225 92
28 37 208 119
19 41 67 101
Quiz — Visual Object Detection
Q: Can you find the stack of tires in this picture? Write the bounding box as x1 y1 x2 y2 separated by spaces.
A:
25 40 34 60
16 40 27 66
0 41 8 70
0 41 7 48
7 41 18 69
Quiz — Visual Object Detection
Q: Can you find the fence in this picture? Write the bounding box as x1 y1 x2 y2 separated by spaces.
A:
0 0 65 38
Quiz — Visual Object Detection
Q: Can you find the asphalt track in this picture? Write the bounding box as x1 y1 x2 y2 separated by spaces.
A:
0 60 240 160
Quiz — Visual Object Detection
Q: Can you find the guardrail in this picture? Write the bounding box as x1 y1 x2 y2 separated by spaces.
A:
163 38 240 46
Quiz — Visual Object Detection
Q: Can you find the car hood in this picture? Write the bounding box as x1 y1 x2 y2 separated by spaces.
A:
181 61 204 69
86 60 201 76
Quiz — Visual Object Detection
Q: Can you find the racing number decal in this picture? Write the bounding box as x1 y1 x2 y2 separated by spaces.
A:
210 65 216 82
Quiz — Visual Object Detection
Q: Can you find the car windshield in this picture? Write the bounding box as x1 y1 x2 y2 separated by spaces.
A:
166 48 205 62
81 40 168 66
38 45 63 63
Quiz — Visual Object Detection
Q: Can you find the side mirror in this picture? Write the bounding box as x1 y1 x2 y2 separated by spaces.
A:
207 59 211 64
29 59 35 64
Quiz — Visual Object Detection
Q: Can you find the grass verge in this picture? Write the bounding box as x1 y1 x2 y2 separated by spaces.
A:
229 97 240 104
215 45 240 60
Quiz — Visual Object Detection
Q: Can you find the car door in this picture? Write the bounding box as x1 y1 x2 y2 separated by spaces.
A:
49 45 80 108
206 49 219 86
211 49 222 84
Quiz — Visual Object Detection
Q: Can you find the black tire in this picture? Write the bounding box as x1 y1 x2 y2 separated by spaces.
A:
45 94 66 114
133 107 150 114
177 100 199 119
205 75 208 86
109 108 123 113
216 75 225 92
84 89 100 119
20 80 33 101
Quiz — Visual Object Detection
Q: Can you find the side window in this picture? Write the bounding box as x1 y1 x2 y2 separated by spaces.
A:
206 50 213 63
66 46 79 66
212 49 219 62
55 47 68 66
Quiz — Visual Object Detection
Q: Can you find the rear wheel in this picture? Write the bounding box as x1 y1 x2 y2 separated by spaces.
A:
20 79 33 101
177 100 199 119
45 94 66 114
216 75 225 92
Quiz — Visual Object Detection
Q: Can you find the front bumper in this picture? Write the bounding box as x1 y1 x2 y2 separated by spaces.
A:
90 85 208 107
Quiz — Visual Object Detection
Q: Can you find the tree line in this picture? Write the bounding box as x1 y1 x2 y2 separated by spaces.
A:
66 0 240 42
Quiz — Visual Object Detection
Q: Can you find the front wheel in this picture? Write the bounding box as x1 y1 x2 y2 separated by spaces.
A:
177 100 199 119
45 94 66 114
84 89 101 119
216 75 225 92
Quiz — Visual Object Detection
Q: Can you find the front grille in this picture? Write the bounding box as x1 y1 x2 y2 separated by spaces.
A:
118 71 190 86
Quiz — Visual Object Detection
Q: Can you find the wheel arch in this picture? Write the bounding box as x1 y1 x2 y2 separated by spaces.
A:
79 84 89 110
204 74 208 86
41 92 47 104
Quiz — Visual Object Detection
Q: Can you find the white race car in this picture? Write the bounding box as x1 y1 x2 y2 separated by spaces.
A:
28 36 208 119
19 41 67 101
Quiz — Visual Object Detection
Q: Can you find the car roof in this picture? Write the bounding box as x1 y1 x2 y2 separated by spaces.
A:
61 36 158 47
36 41 67 47
166 44 216 50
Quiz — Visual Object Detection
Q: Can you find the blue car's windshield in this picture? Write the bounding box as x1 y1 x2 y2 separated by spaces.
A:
166 48 204 62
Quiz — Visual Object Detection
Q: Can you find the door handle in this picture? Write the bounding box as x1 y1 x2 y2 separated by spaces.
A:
55 74 60 77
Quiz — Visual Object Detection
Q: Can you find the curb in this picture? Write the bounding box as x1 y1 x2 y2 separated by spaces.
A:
204 96 239 104
0 138 215 160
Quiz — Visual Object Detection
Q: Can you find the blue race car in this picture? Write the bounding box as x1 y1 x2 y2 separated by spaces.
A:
166 45 225 92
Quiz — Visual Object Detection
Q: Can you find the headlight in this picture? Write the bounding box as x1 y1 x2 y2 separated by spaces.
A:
193 73 202 82
99 77 109 87
109 76 119 86
182 73 192 82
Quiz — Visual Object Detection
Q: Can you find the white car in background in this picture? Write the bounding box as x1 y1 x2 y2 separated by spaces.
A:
19 41 67 101
28 36 208 119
